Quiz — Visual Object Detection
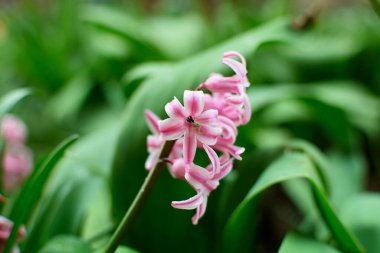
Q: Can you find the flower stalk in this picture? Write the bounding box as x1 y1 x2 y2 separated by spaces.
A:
104 140 175 253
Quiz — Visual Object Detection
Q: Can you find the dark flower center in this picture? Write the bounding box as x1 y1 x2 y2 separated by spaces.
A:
186 116 195 123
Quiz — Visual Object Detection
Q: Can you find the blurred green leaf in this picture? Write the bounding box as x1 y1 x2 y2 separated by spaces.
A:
24 177 100 253
81 4 164 60
340 194 380 253
251 81 380 136
223 151 363 253
4 135 78 253
0 88 31 117
325 152 366 208
47 72 92 124
279 232 341 253
38 235 93 253
22 121 119 252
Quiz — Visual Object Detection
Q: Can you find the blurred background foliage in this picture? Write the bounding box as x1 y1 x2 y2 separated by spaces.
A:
0 0 379 252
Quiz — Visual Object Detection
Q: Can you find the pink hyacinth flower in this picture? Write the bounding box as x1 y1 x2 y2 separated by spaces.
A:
144 110 165 170
3 145 33 193
0 115 27 144
172 154 233 224
0 216 26 253
159 90 222 164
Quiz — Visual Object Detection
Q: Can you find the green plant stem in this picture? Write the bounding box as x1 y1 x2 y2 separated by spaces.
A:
369 0 380 19
104 140 175 253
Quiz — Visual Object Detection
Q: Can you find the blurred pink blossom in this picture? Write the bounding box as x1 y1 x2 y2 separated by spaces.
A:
1 115 27 144
1 114 33 193
0 216 26 253
3 145 33 192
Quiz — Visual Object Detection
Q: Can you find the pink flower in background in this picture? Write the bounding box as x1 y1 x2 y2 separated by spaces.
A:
145 51 251 224
0 216 26 253
1 114 33 193
2 145 33 192
0 115 27 144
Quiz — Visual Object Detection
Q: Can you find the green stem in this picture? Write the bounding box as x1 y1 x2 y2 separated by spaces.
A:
369 0 380 19
104 140 175 253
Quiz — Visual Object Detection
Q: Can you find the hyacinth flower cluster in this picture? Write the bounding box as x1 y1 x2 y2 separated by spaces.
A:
144 51 251 224
1 114 33 193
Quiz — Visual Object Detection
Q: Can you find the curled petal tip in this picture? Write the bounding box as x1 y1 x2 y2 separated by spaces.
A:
171 192 203 210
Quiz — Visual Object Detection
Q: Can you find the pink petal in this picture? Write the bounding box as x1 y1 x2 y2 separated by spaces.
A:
169 158 186 180
169 139 183 160
184 90 204 117
241 93 251 125
204 94 221 111
144 110 161 134
224 93 244 105
219 116 237 140
201 73 240 94
159 118 185 140
222 52 249 86
145 151 159 170
223 51 246 67
214 137 245 160
196 125 222 146
165 97 187 119
196 109 218 125
171 191 203 210
186 165 217 192
183 127 197 164
203 144 220 176
147 135 163 151
192 196 208 225
213 158 233 181
222 106 243 125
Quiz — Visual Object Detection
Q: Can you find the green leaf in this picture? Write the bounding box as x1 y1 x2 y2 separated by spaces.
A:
4 135 79 253
340 193 380 253
22 177 98 252
110 18 291 252
250 81 380 136
115 246 139 253
23 122 118 252
47 72 92 124
279 232 341 253
37 235 93 253
81 4 165 60
223 151 364 253
0 88 31 117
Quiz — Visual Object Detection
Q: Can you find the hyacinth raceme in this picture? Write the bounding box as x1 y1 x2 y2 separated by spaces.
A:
0 216 26 253
1 114 33 193
144 51 251 224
